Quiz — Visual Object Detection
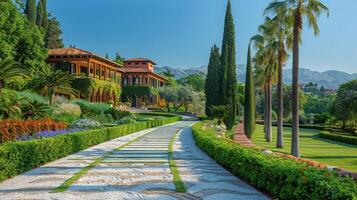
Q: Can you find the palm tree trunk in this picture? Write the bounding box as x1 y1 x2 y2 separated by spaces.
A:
264 84 268 139
266 80 272 142
277 54 284 148
291 0 302 158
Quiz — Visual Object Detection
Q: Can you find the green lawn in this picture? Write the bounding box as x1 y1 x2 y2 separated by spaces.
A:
251 124 357 172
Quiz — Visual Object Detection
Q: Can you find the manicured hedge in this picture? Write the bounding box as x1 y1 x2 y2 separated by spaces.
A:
319 131 357 145
192 123 357 200
256 120 326 130
0 115 181 182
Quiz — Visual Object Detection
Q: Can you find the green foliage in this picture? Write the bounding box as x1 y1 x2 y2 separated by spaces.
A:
178 73 205 92
28 69 78 105
21 100 50 119
159 85 195 112
314 112 334 125
0 89 26 119
192 123 357 200
71 77 120 104
221 0 237 130
205 45 221 117
104 108 131 120
51 113 78 124
25 0 36 24
45 15 64 49
304 94 335 114
15 90 48 104
0 115 181 182
40 0 47 29
122 85 157 97
0 59 30 89
113 52 125 65
71 99 111 115
319 131 357 146
210 105 230 125
244 44 255 138
333 79 357 128
35 0 43 26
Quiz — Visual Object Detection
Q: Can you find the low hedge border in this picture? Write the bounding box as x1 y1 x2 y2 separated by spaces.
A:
192 123 357 200
0 115 181 182
256 120 326 130
319 131 357 146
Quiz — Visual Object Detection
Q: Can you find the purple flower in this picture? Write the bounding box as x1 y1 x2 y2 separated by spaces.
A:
37 128 85 138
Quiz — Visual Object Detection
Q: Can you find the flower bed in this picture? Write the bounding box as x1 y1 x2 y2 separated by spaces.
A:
192 122 357 200
0 114 181 182
0 119 67 143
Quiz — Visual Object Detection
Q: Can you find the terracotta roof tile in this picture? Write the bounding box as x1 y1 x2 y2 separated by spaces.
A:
125 58 156 65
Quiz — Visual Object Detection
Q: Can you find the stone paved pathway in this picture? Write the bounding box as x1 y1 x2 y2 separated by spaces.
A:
0 120 269 200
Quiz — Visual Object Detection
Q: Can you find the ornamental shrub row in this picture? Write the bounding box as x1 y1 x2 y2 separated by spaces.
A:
0 119 67 143
0 115 181 182
319 131 357 145
192 123 357 200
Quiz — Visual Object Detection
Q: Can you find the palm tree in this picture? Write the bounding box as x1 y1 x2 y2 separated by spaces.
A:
265 3 293 148
267 0 329 157
28 69 78 105
0 59 30 89
251 19 279 142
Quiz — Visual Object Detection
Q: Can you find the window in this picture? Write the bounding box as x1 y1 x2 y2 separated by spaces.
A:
80 66 88 74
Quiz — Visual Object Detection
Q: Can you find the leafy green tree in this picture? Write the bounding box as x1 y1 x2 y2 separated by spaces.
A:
0 59 29 89
36 0 43 26
45 15 64 49
265 3 293 148
205 45 221 117
333 80 357 129
25 0 36 24
179 73 205 92
160 70 177 87
28 69 78 105
220 0 237 130
268 0 329 157
41 0 48 29
244 44 255 138
114 52 125 65
0 0 47 73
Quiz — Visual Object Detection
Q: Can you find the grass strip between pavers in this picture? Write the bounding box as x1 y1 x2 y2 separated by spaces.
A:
52 132 150 193
168 130 187 193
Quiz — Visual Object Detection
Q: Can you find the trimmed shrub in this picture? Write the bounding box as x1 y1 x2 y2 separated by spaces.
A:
192 123 357 200
319 131 357 145
0 114 181 182
104 108 132 120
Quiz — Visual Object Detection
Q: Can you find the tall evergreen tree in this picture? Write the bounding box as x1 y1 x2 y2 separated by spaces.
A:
106 53 109 59
244 43 255 138
205 45 221 117
36 0 43 27
41 0 48 29
25 0 36 25
45 15 64 49
221 0 237 130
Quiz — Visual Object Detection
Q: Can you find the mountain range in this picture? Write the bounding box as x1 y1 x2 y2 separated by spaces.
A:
155 65 357 89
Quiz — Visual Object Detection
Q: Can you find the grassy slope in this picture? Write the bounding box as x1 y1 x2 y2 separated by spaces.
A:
251 124 357 172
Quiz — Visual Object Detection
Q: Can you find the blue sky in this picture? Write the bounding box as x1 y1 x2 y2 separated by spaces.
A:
48 0 357 73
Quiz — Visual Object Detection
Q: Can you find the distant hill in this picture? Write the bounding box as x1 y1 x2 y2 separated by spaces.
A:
155 65 357 89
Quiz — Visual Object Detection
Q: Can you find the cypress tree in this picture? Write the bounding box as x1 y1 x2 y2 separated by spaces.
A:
244 43 255 138
41 0 48 29
36 0 43 27
221 0 237 130
106 53 109 59
25 0 36 25
205 45 221 117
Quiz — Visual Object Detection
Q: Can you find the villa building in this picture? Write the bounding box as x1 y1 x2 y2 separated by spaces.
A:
46 48 167 107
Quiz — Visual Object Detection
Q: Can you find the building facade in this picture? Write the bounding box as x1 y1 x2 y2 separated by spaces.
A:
46 48 166 107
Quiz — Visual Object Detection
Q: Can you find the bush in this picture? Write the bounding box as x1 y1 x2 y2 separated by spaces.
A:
72 99 111 115
117 117 136 125
52 103 82 118
52 113 78 124
0 119 67 143
314 112 333 125
0 114 181 182
70 119 101 129
104 108 132 120
192 123 357 200
319 131 357 145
